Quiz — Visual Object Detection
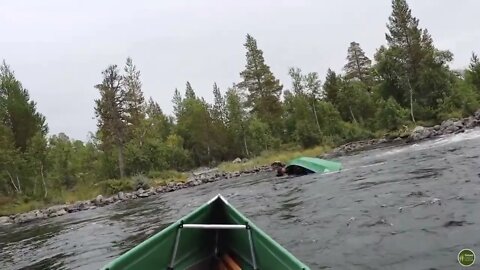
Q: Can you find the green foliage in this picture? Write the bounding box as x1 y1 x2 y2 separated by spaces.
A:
101 178 134 195
238 34 283 136
323 69 341 106
437 79 480 120
123 57 145 129
376 0 454 119
295 120 321 148
2 0 480 214
466 52 480 93
132 174 150 190
0 61 48 152
336 80 375 123
94 64 127 178
375 97 409 131
344 41 372 83
340 122 373 143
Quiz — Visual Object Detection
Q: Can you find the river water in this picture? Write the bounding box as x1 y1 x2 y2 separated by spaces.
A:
1 129 480 270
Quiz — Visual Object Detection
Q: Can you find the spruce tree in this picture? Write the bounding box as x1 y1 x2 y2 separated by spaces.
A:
323 69 341 106
94 65 127 178
172 88 183 120
185 81 196 100
123 57 145 128
211 82 226 123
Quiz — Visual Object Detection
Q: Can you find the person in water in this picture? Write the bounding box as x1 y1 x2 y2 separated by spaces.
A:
276 166 287 177
275 164 312 177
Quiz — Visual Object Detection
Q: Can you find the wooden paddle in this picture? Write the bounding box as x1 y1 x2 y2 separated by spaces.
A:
222 254 242 270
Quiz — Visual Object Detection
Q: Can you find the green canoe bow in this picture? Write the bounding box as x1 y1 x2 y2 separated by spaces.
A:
286 157 342 174
101 195 310 270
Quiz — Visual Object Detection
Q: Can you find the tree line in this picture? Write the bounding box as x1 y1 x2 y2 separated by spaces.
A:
1 0 480 201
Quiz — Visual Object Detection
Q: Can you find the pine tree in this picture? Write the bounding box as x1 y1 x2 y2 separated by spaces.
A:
0 61 48 152
123 57 145 129
211 82 226 123
238 34 283 134
323 69 341 106
344 41 372 83
376 0 454 121
94 65 127 178
172 88 183 120
185 81 196 100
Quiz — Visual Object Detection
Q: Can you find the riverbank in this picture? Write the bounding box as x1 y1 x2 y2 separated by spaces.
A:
321 109 480 158
1 110 479 225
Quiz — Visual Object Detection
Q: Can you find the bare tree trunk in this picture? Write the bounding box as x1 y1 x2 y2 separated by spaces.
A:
15 175 22 193
312 101 321 133
406 77 416 123
243 131 250 157
118 144 125 178
33 175 37 196
393 70 416 123
6 170 19 193
41 164 48 199
349 106 358 123
207 145 211 166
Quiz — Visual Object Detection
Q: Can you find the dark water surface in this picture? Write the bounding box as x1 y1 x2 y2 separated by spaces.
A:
1 129 480 270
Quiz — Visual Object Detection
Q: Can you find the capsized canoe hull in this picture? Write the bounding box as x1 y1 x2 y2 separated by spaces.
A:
286 157 342 174
101 195 310 270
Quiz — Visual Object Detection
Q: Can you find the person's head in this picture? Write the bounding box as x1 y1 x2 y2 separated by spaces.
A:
276 167 286 177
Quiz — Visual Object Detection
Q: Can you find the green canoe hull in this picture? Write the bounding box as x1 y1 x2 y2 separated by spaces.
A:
286 157 342 174
101 195 310 270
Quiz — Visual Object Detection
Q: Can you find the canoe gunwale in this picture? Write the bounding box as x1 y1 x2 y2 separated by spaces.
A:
100 194 310 270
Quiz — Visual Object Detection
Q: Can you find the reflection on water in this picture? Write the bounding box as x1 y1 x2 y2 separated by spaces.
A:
1 129 480 270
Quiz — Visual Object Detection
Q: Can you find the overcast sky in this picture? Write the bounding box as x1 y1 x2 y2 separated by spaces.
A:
1 0 478 141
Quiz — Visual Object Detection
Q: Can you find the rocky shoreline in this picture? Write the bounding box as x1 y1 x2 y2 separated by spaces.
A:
0 166 271 225
1 109 479 226
322 109 480 158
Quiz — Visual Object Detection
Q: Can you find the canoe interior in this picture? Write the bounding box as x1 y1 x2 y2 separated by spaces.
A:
101 195 309 270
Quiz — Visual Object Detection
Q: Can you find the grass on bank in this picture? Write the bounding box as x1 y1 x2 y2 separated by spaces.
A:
0 171 188 216
0 145 332 216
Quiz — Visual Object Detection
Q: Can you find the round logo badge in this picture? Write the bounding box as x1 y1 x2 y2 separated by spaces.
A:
458 249 475 267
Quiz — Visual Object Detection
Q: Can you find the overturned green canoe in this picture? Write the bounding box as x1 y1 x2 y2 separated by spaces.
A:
101 195 310 270
286 157 342 174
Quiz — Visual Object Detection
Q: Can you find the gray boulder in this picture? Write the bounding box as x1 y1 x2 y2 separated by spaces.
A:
232 157 242 164
67 201 88 212
475 109 480 119
118 192 126 200
103 196 115 204
45 205 68 216
464 116 479 128
0 216 12 225
49 209 67 217
94 195 104 206
138 192 150 198
409 126 433 141
15 210 43 223
440 119 454 131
